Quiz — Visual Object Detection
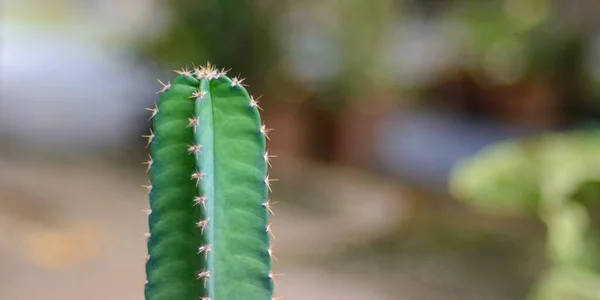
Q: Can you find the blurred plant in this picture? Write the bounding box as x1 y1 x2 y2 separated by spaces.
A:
450 131 600 299
448 0 569 86
138 0 280 91
334 0 397 101
143 64 278 300
279 0 398 111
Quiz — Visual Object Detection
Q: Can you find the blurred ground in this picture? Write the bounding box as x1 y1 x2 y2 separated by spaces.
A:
0 151 541 300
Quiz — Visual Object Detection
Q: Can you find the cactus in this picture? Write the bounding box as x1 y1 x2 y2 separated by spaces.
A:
143 63 279 300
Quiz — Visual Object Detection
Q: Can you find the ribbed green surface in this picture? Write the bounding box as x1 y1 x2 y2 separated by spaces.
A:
145 66 273 300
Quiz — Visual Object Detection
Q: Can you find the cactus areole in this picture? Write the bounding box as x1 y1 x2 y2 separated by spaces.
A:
143 64 278 300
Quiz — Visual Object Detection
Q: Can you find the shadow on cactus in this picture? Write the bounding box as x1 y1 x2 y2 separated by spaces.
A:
142 63 280 300
449 131 600 299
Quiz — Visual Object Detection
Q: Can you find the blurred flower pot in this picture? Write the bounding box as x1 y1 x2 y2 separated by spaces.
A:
334 95 394 169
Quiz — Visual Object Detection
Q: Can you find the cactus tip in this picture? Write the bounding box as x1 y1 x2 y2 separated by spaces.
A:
193 65 203 79
195 62 221 80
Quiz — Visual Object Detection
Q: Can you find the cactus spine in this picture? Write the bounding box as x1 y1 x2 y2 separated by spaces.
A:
143 64 278 300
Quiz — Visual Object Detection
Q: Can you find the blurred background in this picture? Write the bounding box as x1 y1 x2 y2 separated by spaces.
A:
2 0 600 299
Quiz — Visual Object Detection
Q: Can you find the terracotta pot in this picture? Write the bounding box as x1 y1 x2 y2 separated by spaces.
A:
334 96 394 168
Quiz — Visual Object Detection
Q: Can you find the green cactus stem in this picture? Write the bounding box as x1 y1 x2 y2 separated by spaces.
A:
143 63 278 300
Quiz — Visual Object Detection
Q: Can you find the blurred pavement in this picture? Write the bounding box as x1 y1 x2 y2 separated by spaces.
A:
0 153 530 300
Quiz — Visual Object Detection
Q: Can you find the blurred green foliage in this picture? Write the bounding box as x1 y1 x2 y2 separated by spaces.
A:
450 131 600 299
139 0 279 89
449 140 541 215
450 0 573 85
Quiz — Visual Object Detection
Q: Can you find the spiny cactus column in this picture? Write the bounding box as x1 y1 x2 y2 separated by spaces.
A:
143 63 279 300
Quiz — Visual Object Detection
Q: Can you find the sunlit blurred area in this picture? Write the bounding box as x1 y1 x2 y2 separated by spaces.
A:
3 0 600 299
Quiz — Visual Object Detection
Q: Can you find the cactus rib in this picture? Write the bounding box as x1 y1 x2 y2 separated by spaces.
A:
144 64 276 300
